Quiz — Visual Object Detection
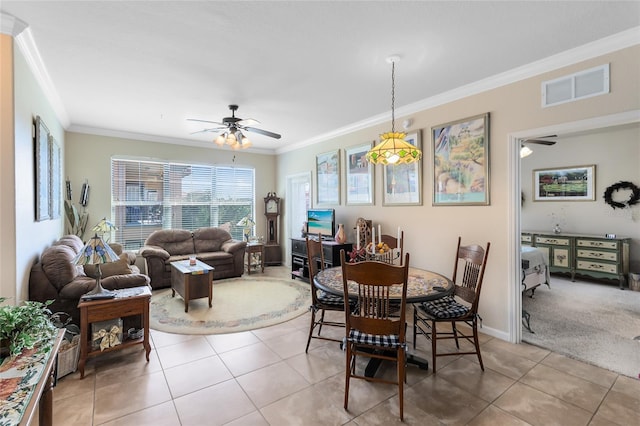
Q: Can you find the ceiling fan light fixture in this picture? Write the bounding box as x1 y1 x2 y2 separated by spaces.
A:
367 56 422 165
520 145 533 158
226 132 237 145
214 133 226 146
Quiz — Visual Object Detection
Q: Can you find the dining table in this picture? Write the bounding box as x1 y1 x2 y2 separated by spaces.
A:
314 265 454 375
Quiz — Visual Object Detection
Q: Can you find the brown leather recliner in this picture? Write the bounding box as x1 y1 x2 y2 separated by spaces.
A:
29 235 150 325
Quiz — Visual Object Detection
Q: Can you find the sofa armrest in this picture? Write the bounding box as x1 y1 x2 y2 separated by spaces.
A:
139 245 170 260
221 240 247 254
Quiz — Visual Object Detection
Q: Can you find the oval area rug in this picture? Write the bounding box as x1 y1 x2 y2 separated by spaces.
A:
150 277 310 334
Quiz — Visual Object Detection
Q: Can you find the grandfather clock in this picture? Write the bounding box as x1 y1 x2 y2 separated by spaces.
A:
263 192 282 266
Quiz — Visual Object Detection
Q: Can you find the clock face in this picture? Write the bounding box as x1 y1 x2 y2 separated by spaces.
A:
266 199 278 214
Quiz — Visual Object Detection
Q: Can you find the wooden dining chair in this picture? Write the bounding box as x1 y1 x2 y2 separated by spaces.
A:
412 237 490 373
305 235 351 352
379 231 404 264
340 250 410 421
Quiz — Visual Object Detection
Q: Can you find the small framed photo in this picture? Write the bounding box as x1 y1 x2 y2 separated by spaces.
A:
316 149 340 205
383 131 422 206
432 113 490 206
533 165 596 201
345 143 374 205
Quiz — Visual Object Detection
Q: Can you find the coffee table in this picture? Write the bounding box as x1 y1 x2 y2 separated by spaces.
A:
170 259 214 312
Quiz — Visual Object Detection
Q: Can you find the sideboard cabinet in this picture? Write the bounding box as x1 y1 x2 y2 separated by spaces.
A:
523 231 630 288
291 238 353 283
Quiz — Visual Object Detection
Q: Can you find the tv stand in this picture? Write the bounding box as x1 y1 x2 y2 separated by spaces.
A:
291 238 352 283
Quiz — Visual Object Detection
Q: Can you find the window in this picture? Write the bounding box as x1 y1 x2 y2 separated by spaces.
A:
111 158 254 250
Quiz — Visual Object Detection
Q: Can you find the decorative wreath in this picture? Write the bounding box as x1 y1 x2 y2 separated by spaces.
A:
603 181 640 209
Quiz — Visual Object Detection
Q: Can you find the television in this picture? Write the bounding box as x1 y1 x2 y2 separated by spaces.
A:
307 208 335 240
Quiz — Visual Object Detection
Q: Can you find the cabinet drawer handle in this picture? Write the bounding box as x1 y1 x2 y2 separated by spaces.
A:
589 263 604 269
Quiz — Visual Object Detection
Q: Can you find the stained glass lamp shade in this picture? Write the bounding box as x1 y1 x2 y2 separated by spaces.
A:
72 234 120 299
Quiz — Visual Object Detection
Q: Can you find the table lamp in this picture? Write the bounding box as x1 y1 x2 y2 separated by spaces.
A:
236 216 255 242
73 234 120 300
91 217 118 242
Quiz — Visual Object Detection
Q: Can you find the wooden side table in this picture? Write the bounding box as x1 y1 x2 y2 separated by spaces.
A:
77 286 152 379
170 259 214 312
246 243 265 274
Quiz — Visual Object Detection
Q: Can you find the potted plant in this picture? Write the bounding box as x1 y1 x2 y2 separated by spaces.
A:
0 298 58 359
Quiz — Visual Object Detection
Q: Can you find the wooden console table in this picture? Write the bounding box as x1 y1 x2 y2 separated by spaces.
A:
0 329 64 426
77 286 152 378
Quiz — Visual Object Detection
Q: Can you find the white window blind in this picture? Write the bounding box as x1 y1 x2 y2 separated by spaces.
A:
111 158 254 250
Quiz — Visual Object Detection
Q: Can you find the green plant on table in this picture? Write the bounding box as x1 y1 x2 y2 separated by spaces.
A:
0 298 58 358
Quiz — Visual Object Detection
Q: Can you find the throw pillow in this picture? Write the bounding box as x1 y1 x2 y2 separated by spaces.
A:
84 254 132 278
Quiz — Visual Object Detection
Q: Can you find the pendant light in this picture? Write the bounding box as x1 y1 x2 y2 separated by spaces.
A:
366 56 422 165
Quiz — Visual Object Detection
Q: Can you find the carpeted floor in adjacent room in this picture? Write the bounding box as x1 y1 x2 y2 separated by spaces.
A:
522 275 640 378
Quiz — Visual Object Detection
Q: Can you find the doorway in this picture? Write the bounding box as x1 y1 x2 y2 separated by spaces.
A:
285 172 312 267
509 109 640 344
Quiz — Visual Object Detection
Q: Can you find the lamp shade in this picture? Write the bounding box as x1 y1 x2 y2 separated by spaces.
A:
236 216 256 227
366 132 422 165
92 217 118 234
72 234 120 266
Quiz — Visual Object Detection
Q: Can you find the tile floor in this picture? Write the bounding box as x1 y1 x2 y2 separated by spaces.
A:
49 267 639 425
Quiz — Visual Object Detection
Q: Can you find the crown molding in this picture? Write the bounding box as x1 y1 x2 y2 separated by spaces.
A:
276 26 640 155
1 12 27 36
14 27 70 127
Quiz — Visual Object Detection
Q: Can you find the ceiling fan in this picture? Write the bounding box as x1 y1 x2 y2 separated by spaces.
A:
188 104 281 150
520 135 557 158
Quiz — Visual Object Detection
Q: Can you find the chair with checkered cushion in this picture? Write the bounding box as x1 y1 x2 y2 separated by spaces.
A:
413 237 490 373
305 235 352 352
341 250 410 421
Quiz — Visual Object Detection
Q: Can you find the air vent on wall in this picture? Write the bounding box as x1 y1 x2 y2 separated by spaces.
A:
542 64 609 108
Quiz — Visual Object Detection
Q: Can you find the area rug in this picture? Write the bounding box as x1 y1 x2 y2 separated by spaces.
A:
522 276 640 378
149 277 310 335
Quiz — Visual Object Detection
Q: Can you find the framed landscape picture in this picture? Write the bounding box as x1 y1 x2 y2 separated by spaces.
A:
432 113 490 206
49 136 61 219
533 165 596 201
316 149 340 205
382 131 422 206
35 116 51 221
345 143 374 205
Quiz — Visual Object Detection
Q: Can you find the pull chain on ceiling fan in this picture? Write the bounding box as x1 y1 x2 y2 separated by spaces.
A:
188 104 281 150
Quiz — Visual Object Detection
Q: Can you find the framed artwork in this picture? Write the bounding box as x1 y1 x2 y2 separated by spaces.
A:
49 136 61 219
316 149 340 205
382 131 422 206
35 116 51 221
432 113 490 206
345 143 374 205
533 165 596 201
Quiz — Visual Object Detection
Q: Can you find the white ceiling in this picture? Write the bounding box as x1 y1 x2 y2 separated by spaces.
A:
2 1 640 154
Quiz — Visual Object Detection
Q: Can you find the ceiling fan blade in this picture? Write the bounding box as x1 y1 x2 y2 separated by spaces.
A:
238 118 260 126
525 139 556 145
243 126 282 139
190 127 225 135
187 118 226 126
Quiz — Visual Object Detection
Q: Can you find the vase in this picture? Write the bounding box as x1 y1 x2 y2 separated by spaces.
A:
553 224 562 234
334 223 346 244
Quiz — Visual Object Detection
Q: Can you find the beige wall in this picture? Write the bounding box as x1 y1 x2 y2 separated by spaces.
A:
64 133 278 242
276 46 640 338
1 34 16 301
9 37 65 303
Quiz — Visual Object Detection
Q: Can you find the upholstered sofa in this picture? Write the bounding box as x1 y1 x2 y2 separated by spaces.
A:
29 235 151 325
139 227 247 289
